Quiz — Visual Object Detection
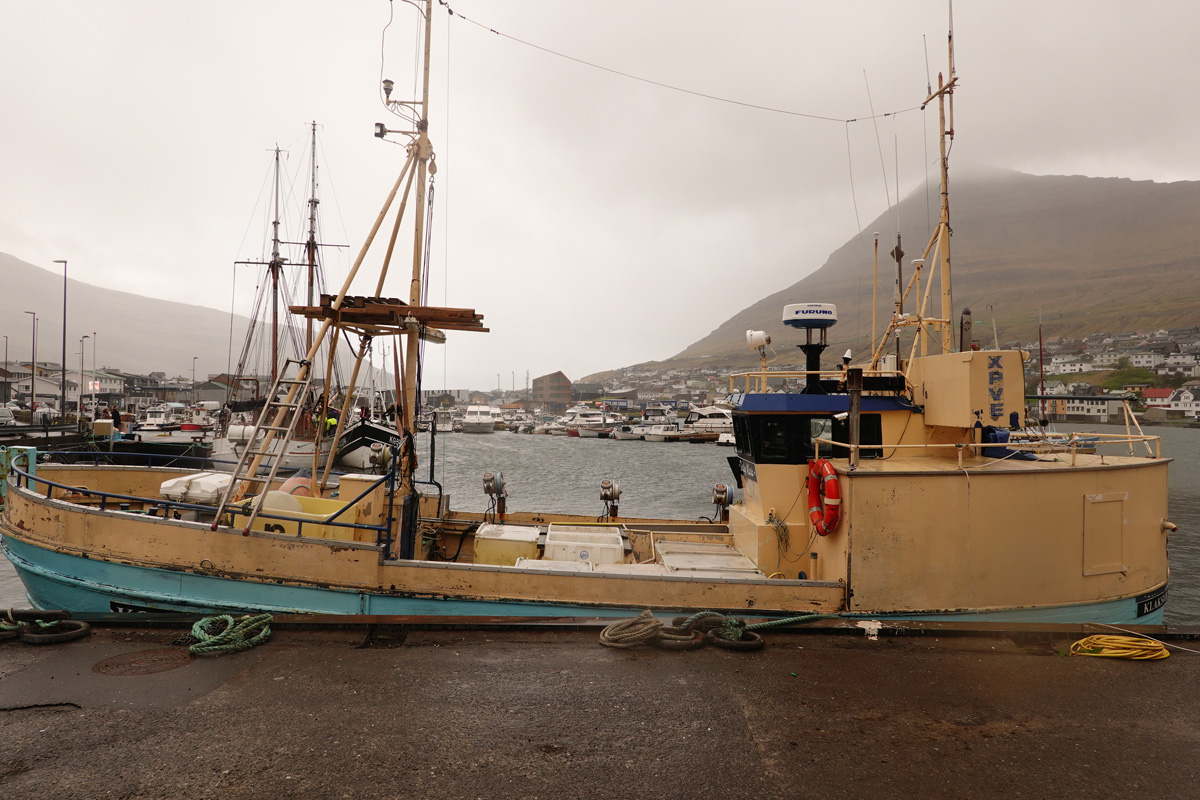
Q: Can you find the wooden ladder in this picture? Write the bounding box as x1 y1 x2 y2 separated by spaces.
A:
212 358 314 534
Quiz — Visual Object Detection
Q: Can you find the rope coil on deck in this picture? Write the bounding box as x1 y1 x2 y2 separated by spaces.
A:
1069 634 1170 660
188 614 273 657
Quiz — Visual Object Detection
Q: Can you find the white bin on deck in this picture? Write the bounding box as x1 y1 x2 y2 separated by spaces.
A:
544 524 625 565
159 472 233 505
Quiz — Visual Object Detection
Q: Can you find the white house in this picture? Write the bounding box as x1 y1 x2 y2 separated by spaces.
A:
1166 389 1200 418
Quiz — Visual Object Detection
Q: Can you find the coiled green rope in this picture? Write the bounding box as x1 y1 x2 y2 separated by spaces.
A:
676 610 851 641
189 614 273 656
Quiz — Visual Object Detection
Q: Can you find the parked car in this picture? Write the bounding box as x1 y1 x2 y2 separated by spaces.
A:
0 408 16 426
5 401 22 410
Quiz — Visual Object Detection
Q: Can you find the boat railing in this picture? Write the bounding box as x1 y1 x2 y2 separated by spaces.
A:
5 464 393 547
37 449 221 469
728 368 904 394
813 430 1162 468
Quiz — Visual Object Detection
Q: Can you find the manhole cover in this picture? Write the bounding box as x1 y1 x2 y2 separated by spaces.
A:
92 648 194 676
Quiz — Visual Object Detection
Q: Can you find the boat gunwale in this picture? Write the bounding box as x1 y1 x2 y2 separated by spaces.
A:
3 464 391 547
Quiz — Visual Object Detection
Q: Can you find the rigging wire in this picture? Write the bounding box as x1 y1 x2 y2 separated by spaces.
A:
439 1 920 126
862 71 896 234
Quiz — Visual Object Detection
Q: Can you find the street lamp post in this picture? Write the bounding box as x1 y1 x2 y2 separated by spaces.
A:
54 259 67 421
78 336 88 430
23 311 36 408
192 356 198 405
90 331 96 413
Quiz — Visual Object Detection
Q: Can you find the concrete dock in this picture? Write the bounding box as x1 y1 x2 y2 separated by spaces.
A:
0 617 1197 799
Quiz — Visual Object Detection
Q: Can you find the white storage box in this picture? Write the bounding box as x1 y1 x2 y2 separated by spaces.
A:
544 524 625 565
473 523 542 567
159 472 233 505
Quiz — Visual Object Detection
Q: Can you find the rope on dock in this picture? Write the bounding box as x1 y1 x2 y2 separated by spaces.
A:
188 614 273 657
1069 634 1170 660
599 610 663 648
600 609 851 652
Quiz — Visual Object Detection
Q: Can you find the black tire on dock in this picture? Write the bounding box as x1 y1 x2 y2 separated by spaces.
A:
0 623 27 642
651 627 707 651
20 620 92 645
706 628 765 651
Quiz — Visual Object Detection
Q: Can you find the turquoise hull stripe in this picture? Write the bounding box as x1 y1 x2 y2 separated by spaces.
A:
1 535 1165 624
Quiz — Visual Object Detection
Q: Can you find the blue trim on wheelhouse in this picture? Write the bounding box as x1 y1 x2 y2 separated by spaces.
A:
732 393 915 413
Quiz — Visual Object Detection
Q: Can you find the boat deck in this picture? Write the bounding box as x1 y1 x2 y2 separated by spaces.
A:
841 449 1167 474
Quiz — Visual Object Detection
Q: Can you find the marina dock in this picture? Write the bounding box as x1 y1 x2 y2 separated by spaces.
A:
1 616 1197 798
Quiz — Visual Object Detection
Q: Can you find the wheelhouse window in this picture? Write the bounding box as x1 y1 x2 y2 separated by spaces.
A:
734 413 882 463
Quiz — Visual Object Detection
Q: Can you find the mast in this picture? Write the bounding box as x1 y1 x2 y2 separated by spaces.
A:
935 10 956 352
403 0 435 434
269 145 283 382
305 122 319 354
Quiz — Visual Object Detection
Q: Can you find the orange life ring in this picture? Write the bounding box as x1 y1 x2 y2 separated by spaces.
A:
807 459 841 536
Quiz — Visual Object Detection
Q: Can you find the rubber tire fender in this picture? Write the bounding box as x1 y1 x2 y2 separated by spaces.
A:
706 628 765 651
0 623 28 642
21 620 93 645
651 627 707 651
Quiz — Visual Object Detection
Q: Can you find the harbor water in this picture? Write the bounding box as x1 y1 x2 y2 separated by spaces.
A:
3 423 1198 624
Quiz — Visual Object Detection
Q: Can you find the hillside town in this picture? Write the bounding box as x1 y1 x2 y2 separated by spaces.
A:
2 324 1200 425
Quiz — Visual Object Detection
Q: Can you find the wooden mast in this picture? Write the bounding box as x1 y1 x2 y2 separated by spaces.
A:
404 0 435 434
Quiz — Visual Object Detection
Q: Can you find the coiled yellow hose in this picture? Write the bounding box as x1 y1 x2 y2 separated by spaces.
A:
1069 634 1170 660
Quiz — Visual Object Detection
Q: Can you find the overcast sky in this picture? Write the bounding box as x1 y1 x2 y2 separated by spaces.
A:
3 1 1199 391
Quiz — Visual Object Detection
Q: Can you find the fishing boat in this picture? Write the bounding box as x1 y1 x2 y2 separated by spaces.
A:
0 8 1176 623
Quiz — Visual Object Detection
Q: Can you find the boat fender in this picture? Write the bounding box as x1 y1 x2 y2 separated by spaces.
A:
806 459 841 536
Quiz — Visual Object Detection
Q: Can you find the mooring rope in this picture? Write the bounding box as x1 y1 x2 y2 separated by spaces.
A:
188 614 273 656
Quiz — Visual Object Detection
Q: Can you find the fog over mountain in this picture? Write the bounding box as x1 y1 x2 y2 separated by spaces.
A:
6 170 1199 389
590 170 1200 377
0 251 250 380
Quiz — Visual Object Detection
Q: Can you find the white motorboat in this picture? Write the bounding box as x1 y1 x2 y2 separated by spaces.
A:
462 405 496 434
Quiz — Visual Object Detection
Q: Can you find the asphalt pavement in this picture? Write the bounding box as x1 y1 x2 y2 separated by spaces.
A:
0 619 1197 799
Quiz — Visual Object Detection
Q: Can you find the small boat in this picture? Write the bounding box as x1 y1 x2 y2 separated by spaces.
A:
680 405 733 436
137 403 185 432
613 404 680 441
461 405 496 434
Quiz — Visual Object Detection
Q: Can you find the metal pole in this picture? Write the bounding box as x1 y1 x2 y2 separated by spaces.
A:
24 311 36 409
54 259 67 421
2 335 7 403
847 368 863 470
192 356 198 405
91 331 96 412
79 336 87 430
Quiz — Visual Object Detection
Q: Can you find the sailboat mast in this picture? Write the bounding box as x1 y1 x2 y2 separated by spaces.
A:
270 146 283 383
306 122 319 354
403 0 435 433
